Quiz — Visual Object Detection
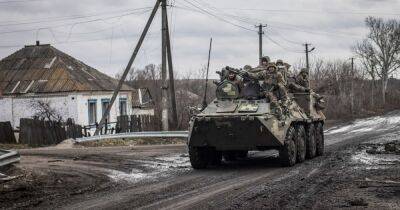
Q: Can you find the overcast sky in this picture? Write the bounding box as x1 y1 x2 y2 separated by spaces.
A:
0 0 399 78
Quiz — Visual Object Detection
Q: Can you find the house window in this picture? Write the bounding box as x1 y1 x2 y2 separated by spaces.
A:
101 99 110 121
119 98 127 116
88 99 97 125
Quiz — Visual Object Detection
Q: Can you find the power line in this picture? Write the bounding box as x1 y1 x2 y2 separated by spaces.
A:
178 0 256 32
0 7 152 27
268 28 303 45
0 9 153 35
263 33 303 53
213 7 400 16
180 0 364 38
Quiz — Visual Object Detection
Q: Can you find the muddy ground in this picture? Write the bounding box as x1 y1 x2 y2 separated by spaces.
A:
1 112 400 209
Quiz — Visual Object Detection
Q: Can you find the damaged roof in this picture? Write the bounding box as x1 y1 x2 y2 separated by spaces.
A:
0 43 134 95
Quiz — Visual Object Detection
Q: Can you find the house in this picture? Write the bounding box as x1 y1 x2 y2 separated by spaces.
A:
0 42 153 128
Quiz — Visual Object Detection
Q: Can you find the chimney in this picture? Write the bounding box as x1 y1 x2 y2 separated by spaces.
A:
36 40 40 46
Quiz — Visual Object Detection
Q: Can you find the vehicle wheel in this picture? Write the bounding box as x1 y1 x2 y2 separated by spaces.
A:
296 124 306 163
280 125 297 166
306 123 317 159
223 151 237 161
189 146 209 169
315 122 324 156
236 150 248 159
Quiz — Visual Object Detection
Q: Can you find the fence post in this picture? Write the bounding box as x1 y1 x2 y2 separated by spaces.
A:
104 118 108 134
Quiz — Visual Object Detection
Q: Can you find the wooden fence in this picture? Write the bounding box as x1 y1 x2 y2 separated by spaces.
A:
19 118 83 146
116 115 155 133
0 121 16 144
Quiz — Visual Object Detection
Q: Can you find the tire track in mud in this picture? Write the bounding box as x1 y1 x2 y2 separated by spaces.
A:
137 129 391 210
60 170 245 210
138 168 283 210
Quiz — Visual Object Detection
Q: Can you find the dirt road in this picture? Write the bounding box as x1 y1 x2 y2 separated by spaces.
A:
1 112 400 209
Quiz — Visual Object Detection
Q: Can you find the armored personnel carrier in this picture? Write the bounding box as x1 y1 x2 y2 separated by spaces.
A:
188 67 325 169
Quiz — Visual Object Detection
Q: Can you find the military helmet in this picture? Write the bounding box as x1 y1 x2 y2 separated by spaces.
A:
261 56 270 63
300 68 308 74
267 64 277 71
276 59 284 65
243 65 252 71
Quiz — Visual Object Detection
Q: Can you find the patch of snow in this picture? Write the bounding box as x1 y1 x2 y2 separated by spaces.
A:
352 151 399 167
326 125 352 134
349 127 374 134
326 113 400 135
108 169 150 183
107 154 190 183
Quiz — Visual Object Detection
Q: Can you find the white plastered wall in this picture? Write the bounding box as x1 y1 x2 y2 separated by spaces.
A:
0 91 133 128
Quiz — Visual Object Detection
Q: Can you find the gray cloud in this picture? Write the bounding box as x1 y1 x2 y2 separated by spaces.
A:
0 0 399 78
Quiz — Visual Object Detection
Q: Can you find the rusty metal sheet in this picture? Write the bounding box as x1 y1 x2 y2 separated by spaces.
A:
0 44 134 95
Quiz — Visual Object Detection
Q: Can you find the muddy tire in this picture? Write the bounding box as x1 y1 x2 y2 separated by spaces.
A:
280 125 297 166
315 122 324 156
189 147 209 169
296 125 306 163
306 123 317 159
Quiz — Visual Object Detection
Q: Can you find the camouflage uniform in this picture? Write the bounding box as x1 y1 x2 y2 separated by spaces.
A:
227 71 244 91
245 64 288 117
276 59 289 85
296 68 309 88
287 68 310 93
251 56 270 73
262 65 288 102
243 65 252 71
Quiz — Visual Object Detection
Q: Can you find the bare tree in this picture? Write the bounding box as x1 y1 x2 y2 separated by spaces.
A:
353 16 400 105
30 99 63 122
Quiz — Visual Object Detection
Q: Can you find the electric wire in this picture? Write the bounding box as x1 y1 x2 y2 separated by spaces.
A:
179 0 256 32
0 7 152 27
0 8 153 35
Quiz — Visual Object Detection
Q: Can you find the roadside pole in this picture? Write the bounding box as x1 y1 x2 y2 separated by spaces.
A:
94 1 160 135
161 0 169 131
255 24 267 65
304 43 315 89
164 4 178 130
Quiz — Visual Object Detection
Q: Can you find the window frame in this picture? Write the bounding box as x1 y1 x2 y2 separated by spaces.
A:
101 98 111 122
88 99 97 125
119 98 128 116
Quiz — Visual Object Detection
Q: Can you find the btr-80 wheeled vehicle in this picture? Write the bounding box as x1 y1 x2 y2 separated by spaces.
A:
188 67 325 169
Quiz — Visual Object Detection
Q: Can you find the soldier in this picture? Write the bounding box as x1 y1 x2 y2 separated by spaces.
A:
251 56 270 73
252 64 287 119
287 68 310 93
296 68 310 89
276 59 289 83
243 65 252 71
262 64 288 102
276 59 284 67
227 70 244 91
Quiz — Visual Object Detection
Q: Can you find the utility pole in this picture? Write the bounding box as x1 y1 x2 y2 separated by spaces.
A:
161 0 169 131
164 0 178 129
94 0 160 135
255 24 267 65
304 43 315 75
